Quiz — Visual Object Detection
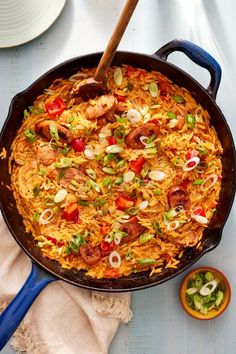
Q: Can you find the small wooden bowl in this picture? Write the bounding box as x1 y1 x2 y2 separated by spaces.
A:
179 266 231 320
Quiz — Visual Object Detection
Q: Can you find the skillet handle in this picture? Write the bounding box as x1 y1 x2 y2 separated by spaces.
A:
0 263 56 350
154 39 222 99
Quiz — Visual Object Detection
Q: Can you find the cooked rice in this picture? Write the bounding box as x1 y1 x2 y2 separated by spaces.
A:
9 65 223 279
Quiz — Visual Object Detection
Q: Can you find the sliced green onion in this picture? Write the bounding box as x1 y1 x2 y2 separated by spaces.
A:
54 189 68 203
89 179 100 193
86 169 97 180
58 168 68 180
139 233 154 243
24 128 38 143
125 248 132 260
102 167 116 175
116 116 126 123
54 157 72 168
171 157 184 167
167 112 176 119
102 177 111 186
152 220 163 235
37 169 47 176
93 198 106 208
116 160 126 169
126 207 139 216
49 121 59 141
186 287 198 295
114 127 126 144
103 153 115 165
113 67 123 87
137 258 156 265
145 147 157 154
141 167 149 178
146 134 156 144
33 211 39 221
67 116 75 123
29 106 45 115
153 189 161 196
216 290 224 306
105 144 123 154
197 144 208 156
193 179 204 185
114 176 123 185
61 146 70 155
79 200 90 206
172 95 186 103
186 114 195 129
205 272 214 281
149 82 158 98
24 109 29 118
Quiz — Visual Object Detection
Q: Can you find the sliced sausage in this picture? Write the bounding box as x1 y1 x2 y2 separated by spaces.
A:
35 120 72 143
79 244 101 265
120 217 147 244
167 185 190 210
85 94 117 120
125 123 159 149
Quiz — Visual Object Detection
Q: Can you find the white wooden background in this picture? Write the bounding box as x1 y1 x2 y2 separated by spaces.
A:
0 1 236 353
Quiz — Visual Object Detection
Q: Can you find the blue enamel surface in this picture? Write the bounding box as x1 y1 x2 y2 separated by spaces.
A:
0 263 56 350
155 39 222 99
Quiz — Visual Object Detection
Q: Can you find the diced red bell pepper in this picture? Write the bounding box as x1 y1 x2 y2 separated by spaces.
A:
57 241 64 247
107 136 117 145
47 236 57 244
100 240 114 252
45 96 67 116
129 157 145 176
181 179 191 189
71 138 86 152
104 268 120 278
100 222 111 235
62 203 80 223
116 95 126 102
115 195 134 211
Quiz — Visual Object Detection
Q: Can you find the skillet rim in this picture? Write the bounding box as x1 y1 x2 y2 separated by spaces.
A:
0 49 235 292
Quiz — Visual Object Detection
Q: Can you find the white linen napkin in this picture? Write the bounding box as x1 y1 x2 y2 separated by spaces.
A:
0 213 132 354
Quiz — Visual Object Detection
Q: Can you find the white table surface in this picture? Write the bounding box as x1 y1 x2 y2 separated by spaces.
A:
0 1 236 353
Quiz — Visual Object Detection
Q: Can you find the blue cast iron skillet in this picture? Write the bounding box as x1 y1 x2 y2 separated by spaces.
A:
0 39 235 349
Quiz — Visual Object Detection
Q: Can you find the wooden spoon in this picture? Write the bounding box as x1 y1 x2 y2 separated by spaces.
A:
71 0 139 101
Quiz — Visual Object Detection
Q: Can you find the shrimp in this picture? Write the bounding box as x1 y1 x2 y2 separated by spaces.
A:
79 244 101 265
36 145 56 166
35 120 72 143
48 167 86 189
125 123 159 149
171 230 199 247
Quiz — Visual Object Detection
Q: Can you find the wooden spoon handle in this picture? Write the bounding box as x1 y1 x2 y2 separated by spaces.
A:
94 0 139 82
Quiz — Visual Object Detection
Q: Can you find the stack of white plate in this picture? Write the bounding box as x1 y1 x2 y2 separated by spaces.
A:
0 0 66 48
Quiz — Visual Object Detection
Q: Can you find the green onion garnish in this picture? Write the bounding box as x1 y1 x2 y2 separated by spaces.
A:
24 128 38 143
49 121 59 141
186 114 195 129
172 95 186 103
